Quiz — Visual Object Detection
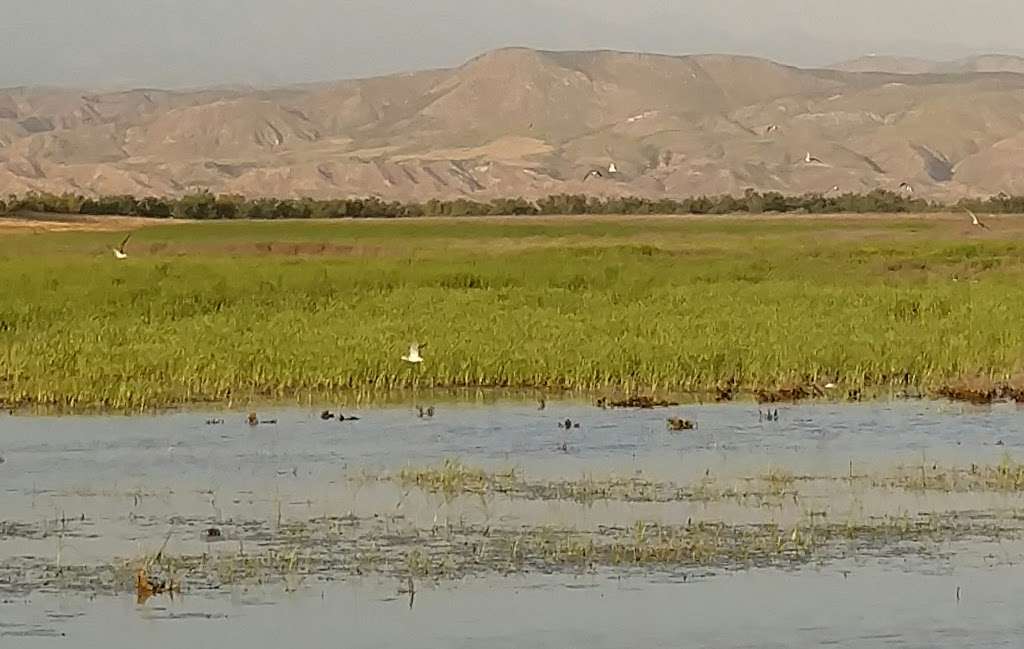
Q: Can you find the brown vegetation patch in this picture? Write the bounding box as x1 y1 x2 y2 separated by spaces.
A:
0 214 166 233
755 384 826 403
934 377 1024 405
597 395 680 409
207 242 388 257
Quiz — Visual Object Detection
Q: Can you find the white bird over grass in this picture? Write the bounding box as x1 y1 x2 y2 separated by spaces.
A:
402 342 425 364
113 234 131 259
966 209 989 230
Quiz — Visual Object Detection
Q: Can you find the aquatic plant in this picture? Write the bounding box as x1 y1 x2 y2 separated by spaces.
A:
4 216 1024 409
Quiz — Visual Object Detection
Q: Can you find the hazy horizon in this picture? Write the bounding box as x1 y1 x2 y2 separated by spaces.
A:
5 0 1024 89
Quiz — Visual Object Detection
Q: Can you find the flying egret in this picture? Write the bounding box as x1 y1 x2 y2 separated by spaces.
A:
966 209 989 230
804 152 824 164
113 234 131 259
402 343 425 364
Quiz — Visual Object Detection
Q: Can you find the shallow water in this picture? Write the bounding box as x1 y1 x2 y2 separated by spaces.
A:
4 565 1024 648
2 399 1024 646
3 399 1020 486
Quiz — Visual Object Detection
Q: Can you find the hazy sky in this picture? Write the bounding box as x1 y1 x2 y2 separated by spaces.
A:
5 0 1024 88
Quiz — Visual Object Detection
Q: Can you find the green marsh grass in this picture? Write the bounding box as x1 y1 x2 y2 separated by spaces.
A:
2 214 1024 409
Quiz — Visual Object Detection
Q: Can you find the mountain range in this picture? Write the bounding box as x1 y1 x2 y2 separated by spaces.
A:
4 48 1024 201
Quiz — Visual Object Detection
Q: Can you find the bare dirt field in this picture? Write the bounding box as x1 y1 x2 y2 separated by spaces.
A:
0 213 176 233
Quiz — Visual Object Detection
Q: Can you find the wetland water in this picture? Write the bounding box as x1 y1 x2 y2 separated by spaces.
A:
3 399 1024 647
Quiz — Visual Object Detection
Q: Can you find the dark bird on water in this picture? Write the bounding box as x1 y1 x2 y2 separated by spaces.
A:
248 412 276 426
202 527 224 543
666 417 696 431
320 410 336 420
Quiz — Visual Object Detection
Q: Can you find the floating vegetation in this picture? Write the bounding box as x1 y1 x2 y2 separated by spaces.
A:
3 509 1019 600
755 385 823 403
383 458 1024 505
396 459 520 498
599 396 680 409
7 453 1024 600
135 567 181 605
880 455 1024 493
933 379 1024 405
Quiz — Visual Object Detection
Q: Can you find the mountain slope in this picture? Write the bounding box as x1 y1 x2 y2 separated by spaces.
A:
3 48 1024 201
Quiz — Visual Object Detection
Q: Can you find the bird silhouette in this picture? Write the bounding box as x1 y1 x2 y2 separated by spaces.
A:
402 342 425 364
113 234 131 259
966 209 989 230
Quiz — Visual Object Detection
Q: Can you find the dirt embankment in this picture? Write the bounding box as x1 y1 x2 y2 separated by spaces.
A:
0 213 173 233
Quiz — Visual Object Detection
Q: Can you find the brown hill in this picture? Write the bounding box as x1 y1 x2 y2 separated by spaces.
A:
3 48 1024 201
831 54 1024 75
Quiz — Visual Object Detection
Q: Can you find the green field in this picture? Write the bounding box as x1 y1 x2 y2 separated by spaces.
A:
1 214 1022 410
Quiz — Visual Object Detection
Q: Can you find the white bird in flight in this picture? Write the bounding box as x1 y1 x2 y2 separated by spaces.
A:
113 234 131 259
966 209 989 230
804 151 824 164
402 343 425 364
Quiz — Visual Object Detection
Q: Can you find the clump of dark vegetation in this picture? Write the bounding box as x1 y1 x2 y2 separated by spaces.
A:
934 379 1024 405
755 385 825 403
599 396 680 409
5 187 1016 220
935 385 1000 405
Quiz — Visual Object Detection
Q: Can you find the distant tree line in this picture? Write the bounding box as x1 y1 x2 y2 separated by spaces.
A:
0 189 1020 219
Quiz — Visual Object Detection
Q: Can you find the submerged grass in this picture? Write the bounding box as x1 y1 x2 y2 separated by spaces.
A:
10 509 1017 599
2 214 1024 409
382 457 1024 506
